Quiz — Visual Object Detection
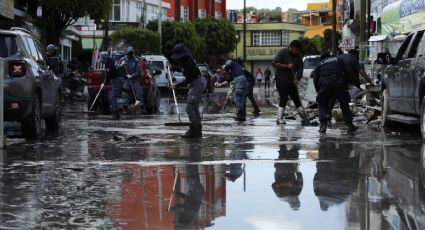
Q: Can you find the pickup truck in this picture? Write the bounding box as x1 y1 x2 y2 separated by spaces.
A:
377 29 425 138
87 57 161 114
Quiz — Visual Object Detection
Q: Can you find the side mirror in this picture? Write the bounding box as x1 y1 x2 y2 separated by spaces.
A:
152 69 162 75
377 52 393 65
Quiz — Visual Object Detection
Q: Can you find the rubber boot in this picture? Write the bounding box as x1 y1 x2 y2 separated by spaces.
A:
181 124 202 138
234 109 245 121
319 120 327 133
346 121 358 132
276 107 285 124
111 111 120 120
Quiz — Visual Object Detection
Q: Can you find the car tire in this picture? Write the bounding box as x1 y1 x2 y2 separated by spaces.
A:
21 95 43 139
381 89 392 127
45 93 62 131
420 96 425 140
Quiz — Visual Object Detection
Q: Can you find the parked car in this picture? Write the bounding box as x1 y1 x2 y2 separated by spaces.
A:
171 71 188 92
142 55 169 88
87 55 161 114
0 27 63 139
197 63 214 93
377 29 425 138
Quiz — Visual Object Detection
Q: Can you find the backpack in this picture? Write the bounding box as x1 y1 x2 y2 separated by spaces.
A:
243 69 255 84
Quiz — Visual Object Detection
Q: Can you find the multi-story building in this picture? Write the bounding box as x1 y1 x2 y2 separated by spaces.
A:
163 0 227 21
233 22 308 73
300 0 343 38
109 0 171 25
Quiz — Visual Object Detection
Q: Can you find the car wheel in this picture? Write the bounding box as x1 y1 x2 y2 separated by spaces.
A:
420 96 425 140
144 86 155 113
381 89 392 127
45 93 62 130
21 95 43 139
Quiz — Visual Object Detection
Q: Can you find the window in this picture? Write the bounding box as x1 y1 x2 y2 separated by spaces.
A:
252 30 281 46
0 35 17 58
396 34 413 60
215 11 222 19
136 2 141 9
150 61 164 70
24 36 39 61
407 31 424 58
110 0 121 21
199 9 206 19
181 5 189 21
282 30 290 46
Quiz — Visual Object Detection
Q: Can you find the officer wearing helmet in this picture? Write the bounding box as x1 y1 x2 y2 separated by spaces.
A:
98 50 123 120
312 52 357 134
170 43 207 138
120 46 143 113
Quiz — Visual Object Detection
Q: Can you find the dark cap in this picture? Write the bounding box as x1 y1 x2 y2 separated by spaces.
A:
171 43 192 60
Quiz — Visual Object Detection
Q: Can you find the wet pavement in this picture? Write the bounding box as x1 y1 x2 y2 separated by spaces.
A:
1 88 425 229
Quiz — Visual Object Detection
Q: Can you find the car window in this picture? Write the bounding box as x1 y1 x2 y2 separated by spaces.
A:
24 36 40 61
150 61 164 70
303 57 320 69
0 34 18 58
396 34 413 60
198 65 208 72
407 30 424 58
35 42 48 65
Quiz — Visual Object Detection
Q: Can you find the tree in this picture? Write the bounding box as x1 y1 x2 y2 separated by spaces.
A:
193 17 238 67
160 21 203 61
111 27 160 54
298 37 320 56
22 0 112 46
323 29 342 53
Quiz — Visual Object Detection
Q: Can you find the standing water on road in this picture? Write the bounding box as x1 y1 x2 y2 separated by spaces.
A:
0 88 424 229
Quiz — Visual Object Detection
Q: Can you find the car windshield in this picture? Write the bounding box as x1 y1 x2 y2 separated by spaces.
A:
0 35 18 58
304 57 320 69
150 61 164 70
198 65 208 72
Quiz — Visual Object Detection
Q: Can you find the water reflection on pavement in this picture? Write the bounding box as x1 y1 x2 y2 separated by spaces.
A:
0 88 424 229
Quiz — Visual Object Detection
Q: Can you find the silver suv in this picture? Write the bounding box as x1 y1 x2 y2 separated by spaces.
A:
1 27 62 139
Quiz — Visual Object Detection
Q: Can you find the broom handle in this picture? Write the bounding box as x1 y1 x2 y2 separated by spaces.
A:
167 65 181 122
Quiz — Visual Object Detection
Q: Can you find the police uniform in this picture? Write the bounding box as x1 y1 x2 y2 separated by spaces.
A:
313 54 357 133
171 43 207 138
224 60 248 121
121 47 143 110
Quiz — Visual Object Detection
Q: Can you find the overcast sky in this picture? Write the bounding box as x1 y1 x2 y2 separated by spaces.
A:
226 0 326 11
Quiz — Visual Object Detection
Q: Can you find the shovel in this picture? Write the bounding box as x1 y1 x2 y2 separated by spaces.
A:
164 66 191 126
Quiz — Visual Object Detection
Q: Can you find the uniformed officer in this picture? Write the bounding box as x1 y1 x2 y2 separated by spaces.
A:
120 47 143 112
170 43 207 138
98 51 123 120
223 59 248 121
313 53 357 133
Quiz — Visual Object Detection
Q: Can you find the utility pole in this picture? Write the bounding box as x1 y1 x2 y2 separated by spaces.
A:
360 0 366 60
332 0 337 55
243 0 247 63
140 0 146 28
159 0 162 53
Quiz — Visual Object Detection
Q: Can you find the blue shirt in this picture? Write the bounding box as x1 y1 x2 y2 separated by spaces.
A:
224 60 244 81
120 55 140 78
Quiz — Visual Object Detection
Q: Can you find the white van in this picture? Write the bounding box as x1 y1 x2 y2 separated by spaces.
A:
142 55 169 88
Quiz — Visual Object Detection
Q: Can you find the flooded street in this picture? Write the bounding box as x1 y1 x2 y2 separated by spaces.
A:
1 88 424 229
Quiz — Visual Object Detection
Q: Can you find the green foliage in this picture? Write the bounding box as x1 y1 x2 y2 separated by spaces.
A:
193 17 238 56
111 27 160 54
21 0 111 45
161 21 203 60
323 29 342 51
146 20 158 31
237 7 283 22
298 37 320 56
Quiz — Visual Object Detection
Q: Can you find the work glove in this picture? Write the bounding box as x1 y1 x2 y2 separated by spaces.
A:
101 83 105 88
126 74 132 79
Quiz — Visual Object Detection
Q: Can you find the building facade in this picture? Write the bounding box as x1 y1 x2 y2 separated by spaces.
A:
233 22 308 73
163 0 227 21
300 0 343 38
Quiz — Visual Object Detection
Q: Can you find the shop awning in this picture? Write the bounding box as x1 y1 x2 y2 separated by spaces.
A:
81 38 103 50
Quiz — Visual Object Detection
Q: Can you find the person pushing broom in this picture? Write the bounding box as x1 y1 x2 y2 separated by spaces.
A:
169 43 207 138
